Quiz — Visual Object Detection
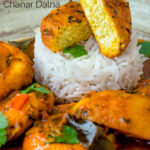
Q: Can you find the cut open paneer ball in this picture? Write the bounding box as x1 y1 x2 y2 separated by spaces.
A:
79 0 132 58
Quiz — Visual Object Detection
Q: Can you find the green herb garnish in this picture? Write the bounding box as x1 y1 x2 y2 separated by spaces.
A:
21 83 50 94
0 112 8 148
48 125 79 144
62 45 88 58
137 41 150 57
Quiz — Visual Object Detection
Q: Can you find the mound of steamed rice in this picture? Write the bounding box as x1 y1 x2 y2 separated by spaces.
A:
34 28 146 102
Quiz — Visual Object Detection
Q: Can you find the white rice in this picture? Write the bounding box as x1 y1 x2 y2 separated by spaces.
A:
34 28 146 102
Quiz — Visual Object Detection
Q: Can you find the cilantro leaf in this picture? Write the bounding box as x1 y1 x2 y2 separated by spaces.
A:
49 125 79 144
0 112 8 148
32 86 50 94
0 129 7 136
21 83 50 94
0 113 8 129
137 41 150 57
0 135 7 147
62 45 88 58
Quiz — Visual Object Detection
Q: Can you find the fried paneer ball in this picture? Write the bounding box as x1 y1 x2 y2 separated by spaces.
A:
79 0 132 58
41 2 92 52
71 90 150 140
0 89 54 141
23 114 85 150
0 41 33 100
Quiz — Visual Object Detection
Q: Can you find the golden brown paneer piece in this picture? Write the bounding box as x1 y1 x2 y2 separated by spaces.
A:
71 90 150 140
0 89 54 142
0 41 33 100
79 0 132 58
41 2 92 52
23 114 86 150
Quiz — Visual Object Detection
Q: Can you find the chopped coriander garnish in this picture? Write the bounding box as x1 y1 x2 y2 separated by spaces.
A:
62 45 88 58
0 112 8 148
137 41 150 57
48 125 79 144
21 83 50 94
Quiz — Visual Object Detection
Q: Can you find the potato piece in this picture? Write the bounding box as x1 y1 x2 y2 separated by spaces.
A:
71 90 150 140
41 2 92 52
79 0 132 58
0 90 54 141
0 41 33 100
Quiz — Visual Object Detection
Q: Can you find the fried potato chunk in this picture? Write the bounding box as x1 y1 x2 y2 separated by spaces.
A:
0 41 33 100
23 114 86 150
41 2 92 52
71 90 150 140
0 90 54 141
79 0 132 58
